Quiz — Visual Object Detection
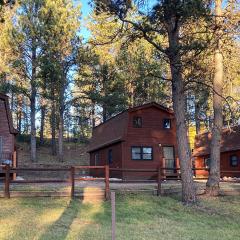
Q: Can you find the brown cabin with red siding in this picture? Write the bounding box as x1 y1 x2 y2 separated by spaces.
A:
88 102 179 179
193 126 240 178
0 93 18 167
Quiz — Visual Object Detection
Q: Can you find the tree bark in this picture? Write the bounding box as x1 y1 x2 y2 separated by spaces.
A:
39 103 46 145
91 102 96 128
58 76 65 162
194 102 201 134
30 43 37 162
167 21 196 204
17 95 23 134
51 89 57 156
102 104 107 122
206 0 223 196
39 81 47 145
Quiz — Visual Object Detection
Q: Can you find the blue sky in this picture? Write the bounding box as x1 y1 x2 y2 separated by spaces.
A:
79 0 93 40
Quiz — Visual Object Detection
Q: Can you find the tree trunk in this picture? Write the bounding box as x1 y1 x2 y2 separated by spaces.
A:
168 22 196 204
58 109 64 161
58 77 65 162
39 82 47 145
206 0 223 196
91 102 96 128
170 64 196 204
17 95 23 134
51 92 57 156
39 104 46 145
30 44 37 162
194 102 201 134
102 104 107 122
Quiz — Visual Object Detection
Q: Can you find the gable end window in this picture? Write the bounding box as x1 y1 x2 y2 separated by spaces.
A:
163 119 171 129
131 147 153 160
230 155 238 167
133 116 142 128
204 157 210 168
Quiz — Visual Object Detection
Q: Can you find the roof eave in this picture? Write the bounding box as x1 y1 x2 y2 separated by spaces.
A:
87 138 124 153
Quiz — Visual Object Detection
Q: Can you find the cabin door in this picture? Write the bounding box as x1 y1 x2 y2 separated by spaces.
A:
162 146 175 174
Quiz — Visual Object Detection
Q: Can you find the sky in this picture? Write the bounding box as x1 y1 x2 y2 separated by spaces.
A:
78 0 93 40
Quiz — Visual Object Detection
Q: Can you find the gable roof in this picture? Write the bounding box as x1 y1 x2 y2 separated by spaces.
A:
93 102 173 130
88 102 173 152
0 93 18 135
193 125 240 157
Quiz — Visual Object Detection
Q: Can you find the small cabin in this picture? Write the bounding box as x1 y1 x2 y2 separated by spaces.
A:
193 126 240 178
0 93 18 167
88 102 179 179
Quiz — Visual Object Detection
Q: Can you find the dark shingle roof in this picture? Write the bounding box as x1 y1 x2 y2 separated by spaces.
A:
193 125 240 157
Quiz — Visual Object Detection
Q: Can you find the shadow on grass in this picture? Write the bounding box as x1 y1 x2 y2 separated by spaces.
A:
39 199 80 240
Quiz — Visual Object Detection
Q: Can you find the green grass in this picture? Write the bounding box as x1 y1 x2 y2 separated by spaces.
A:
0 194 240 240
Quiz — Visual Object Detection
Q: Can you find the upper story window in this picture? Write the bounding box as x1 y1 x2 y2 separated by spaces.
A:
108 149 113 164
204 157 210 168
133 116 142 128
163 119 171 129
131 147 153 160
230 155 238 167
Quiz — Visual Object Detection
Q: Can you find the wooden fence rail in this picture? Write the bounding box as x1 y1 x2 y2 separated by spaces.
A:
1 165 240 199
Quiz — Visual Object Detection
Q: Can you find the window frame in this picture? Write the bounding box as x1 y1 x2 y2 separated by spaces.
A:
163 118 171 129
131 146 153 161
204 157 210 168
133 116 142 128
230 155 238 167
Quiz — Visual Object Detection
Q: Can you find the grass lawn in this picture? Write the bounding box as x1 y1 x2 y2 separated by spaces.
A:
0 194 240 240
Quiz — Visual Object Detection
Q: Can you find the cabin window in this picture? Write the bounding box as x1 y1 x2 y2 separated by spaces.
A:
108 149 113 164
133 116 142 128
163 119 171 129
131 147 153 160
230 155 238 167
142 147 153 160
204 157 210 168
94 153 99 166
132 147 141 160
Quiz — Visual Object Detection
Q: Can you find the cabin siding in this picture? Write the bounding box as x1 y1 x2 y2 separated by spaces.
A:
90 143 123 178
89 103 178 179
0 99 14 155
195 150 240 178
122 107 178 179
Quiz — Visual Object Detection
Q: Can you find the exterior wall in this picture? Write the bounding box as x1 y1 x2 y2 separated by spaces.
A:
122 107 178 179
88 112 128 151
0 99 14 156
195 150 240 178
90 143 123 178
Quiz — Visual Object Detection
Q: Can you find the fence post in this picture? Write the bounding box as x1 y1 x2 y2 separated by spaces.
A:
157 166 162 196
105 165 110 200
111 191 116 240
4 164 10 199
13 151 17 180
70 166 75 199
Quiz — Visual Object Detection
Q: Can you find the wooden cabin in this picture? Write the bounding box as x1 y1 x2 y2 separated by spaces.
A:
0 93 18 167
88 102 179 179
193 126 240 178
